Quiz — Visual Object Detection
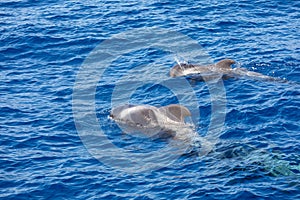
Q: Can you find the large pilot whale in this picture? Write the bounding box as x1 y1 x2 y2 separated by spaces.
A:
110 104 214 155
170 59 285 82
109 104 300 175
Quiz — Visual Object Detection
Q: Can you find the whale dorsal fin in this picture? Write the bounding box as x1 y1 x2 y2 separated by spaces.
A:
216 59 235 70
159 104 191 122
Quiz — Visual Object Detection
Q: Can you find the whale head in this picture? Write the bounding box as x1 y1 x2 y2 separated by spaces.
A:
110 104 191 126
110 104 192 138
110 104 158 127
170 63 195 77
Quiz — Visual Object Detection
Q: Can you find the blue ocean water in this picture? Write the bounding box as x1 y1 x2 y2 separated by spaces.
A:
1 0 300 199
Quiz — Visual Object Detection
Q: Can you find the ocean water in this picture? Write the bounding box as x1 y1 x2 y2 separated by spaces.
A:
1 0 300 199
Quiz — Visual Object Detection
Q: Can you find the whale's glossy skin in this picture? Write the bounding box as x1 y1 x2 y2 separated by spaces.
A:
110 104 193 139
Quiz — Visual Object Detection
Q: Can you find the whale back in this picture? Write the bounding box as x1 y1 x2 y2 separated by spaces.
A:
158 104 191 123
170 59 235 77
216 59 235 70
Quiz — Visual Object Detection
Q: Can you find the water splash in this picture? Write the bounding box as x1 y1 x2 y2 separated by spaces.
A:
174 55 188 70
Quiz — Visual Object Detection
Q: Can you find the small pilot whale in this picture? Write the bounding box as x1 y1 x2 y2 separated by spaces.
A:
110 104 214 155
170 59 284 82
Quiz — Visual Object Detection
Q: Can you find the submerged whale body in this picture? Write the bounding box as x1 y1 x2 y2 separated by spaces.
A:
170 59 284 82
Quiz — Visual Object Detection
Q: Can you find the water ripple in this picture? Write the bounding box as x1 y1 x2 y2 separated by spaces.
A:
0 0 299 199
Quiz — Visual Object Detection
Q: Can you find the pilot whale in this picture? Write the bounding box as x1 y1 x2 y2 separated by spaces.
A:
109 105 300 174
110 104 214 155
170 59 284 82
